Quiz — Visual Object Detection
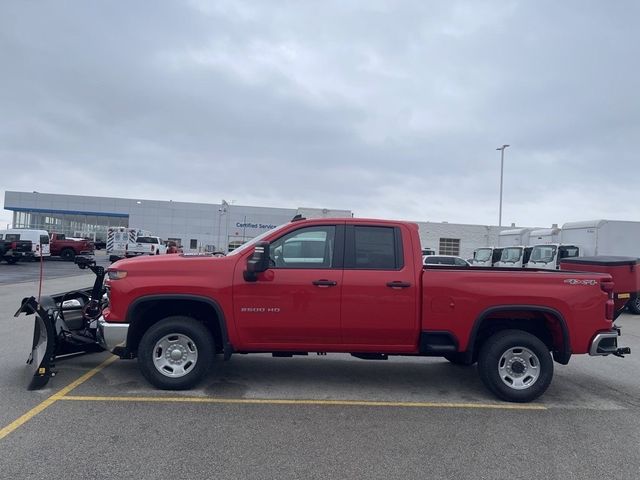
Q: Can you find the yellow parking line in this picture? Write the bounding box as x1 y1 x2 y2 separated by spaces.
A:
59 395 547 410
0 355 118 441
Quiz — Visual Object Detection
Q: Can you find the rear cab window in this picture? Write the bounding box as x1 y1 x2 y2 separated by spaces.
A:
136 237 160 244
345 225 403 270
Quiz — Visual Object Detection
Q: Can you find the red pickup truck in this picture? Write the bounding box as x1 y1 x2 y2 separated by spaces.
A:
90 217 630 402
49 233 94 261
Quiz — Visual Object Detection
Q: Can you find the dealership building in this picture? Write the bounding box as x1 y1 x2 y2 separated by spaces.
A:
4 191 519 257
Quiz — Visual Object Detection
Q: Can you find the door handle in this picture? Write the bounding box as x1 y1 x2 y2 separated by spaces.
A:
386 281 411 289
312 279 338 287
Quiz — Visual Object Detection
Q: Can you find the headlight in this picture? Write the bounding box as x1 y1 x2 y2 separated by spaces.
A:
107 270 128 280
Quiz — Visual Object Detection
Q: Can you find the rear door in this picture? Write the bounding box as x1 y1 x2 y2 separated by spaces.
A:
340 224 419 350
38 234 50 256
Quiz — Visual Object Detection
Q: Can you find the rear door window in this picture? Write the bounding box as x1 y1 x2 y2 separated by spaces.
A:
136 237 159 244
346 226 403 270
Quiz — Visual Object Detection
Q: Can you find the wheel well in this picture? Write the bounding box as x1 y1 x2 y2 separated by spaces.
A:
471 310 566 360
126 298 224 355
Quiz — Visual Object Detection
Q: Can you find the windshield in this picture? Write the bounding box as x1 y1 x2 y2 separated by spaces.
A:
500 247 523 262
474 248 492 262
226 224 285 256
530 245 557 263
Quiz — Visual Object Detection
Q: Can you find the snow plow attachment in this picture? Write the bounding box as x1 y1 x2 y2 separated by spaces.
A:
15 257 106 390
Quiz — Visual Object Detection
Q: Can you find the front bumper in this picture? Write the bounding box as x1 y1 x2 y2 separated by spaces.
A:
589 328 631 356
97 316 129 352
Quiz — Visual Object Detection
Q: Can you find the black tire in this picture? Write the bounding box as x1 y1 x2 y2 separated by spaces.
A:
138 316 214 390
477 329 553 403
444 352 475 366
628 297 640 315
60 248 76 261
5 257 18 264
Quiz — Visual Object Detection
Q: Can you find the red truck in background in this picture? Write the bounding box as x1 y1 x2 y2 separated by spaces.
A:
49 233 95 261
17 217 630 402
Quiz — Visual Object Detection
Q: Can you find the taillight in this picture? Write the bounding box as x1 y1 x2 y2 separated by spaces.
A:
10 241 17 249
601 280 614 295
36 244 40 251
601 280 614 320
151 245 155 252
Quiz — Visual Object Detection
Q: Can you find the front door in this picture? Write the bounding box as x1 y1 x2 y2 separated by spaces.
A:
233 224 344 349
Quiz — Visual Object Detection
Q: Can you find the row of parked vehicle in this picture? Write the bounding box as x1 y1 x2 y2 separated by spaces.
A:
0 229 95 264
469 220 640 271
106 227 177 262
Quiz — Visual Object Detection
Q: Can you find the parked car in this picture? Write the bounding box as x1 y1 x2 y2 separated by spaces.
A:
423 255 470 266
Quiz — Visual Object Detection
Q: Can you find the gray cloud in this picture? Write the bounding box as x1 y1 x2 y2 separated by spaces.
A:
1 0 639 228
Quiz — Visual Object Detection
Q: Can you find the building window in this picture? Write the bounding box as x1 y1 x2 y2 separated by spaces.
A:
439 238 460 256
190 239 197 249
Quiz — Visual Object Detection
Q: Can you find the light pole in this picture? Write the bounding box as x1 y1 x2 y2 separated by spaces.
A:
496 144 510 227
217 200 228 252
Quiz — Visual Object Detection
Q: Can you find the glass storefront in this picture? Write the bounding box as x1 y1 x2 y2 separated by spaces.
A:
11 210 129 242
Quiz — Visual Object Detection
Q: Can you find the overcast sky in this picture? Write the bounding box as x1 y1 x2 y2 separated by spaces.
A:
1 0 638 229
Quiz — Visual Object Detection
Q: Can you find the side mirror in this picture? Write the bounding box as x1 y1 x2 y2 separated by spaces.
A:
244 241 270 282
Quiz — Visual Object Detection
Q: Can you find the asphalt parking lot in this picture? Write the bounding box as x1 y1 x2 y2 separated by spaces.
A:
0 251 111 285
1 274 639 479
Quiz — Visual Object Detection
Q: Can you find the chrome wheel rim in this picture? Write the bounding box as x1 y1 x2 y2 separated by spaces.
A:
152 333 198 378
498 346 540 390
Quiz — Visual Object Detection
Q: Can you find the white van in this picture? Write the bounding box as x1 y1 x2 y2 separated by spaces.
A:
0 229 51 258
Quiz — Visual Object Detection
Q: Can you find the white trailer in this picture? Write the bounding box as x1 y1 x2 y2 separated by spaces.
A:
498 228 533 247
560 220 640 257
528 220 640 271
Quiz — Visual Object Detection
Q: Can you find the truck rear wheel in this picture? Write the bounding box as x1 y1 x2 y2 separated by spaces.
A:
628 297 640 315
138 316 214 390
60 248 76 261
478 329 553 403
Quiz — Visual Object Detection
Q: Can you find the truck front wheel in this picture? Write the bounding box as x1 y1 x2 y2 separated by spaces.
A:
478 330 553 403
138 316 214 390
